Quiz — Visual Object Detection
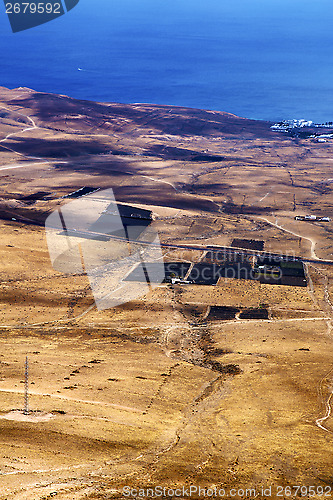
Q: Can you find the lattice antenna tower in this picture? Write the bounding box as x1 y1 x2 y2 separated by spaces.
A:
24 356 29 415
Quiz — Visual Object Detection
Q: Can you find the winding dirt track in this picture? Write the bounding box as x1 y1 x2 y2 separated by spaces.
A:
0 387 142 413
259 216 320 260
0 103 68 172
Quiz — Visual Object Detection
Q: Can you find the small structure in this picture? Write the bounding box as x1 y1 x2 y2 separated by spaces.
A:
295 215 331 222
170 277 192 285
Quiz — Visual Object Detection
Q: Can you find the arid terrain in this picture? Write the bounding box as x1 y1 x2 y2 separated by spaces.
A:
0 86 332 499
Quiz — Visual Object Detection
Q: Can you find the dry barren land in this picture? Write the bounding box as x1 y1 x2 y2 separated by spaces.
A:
0 86 332 499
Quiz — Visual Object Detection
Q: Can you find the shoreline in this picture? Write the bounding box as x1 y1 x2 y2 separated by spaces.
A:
4 84 333 126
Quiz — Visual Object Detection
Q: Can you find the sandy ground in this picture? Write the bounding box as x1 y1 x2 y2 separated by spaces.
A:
0 87 332 498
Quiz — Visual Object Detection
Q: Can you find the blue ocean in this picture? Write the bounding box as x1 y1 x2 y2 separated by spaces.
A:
0 0 333 122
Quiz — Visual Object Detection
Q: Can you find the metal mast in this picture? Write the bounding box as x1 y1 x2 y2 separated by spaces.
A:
24 356 29 415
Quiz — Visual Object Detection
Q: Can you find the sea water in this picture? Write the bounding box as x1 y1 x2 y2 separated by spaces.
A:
0 0 333 122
